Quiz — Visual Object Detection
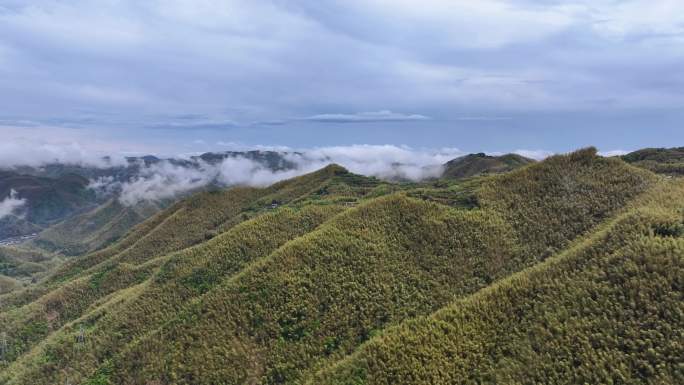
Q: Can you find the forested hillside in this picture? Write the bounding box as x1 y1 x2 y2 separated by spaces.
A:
316 180 684 385
622 147 684 176
442 153 534 179
0 171 97 238
0 148 680 385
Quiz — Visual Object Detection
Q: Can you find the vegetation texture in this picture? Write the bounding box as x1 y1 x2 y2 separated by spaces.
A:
442 153 535 179
0 148 681 385
622 146 684 176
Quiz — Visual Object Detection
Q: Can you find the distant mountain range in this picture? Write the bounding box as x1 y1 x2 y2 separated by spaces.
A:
11 150 300 181
0 151 305 262
0 147 679 281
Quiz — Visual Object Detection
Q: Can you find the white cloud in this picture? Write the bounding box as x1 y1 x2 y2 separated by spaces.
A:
599 149 629 157
0 138 127 168
587 0 684 42
512 149 554 160
217 157 304 186
109 144 465 206
349 0 578 49
2 0 684 134
293 145 459 178
0 189 26 219
118 161 216 206
301 110 430 123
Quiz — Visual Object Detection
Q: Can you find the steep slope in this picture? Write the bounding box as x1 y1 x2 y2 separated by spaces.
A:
0 165 383 381
3 205 344 384
0 150 664 384
105 150 654 385
477 147 656 257
316 180 684 385
442 153 535 179
109 196 518 385
621 147 684 176
29 199 162 256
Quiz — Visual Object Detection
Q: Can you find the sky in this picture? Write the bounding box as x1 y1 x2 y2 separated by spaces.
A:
1 0 683 158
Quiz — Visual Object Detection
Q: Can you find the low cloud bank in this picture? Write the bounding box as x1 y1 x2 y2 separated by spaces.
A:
0 141 127 168
0 190 26 219
91 145 463 206
118 162 218 206
2 142 588 207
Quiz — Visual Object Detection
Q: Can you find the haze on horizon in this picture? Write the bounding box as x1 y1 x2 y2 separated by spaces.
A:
1 0 683 158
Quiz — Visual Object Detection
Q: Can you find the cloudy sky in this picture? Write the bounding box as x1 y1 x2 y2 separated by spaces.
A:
1 0 683 156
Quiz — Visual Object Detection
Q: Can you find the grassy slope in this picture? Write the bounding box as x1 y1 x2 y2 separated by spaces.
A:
106 149 652 385
112 196 519 385
442 153 535 179
622 147 684 176
3 205 343 384
0 165 382 383
30 199 161 257
478 148 656 257
0 149 666 385
316 180 684 385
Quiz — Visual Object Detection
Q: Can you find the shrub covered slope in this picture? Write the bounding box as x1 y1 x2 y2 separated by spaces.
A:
622 147 684 176
316 180 684 385
0 148 680 385
442 153 535 179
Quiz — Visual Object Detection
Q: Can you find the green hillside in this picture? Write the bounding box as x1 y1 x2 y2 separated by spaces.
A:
0 148 680 385
0 246 55 295
622 147 684 176
0 199 164 295
442 153 535 179
0 171 97 238
29 199 162 257
315 180 684 385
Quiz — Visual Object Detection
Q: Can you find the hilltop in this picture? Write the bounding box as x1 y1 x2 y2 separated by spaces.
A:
442 152 535 179
621 147 684 176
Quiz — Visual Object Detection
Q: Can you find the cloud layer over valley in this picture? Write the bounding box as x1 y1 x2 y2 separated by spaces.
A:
1 141 631 207
0 189 26 219
88 145 465 205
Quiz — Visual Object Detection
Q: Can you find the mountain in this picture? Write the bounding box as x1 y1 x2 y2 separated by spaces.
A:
0 150 300 248
0 171 97 238
10 151 298 181
192 150 300 170
28 199 163 256
315 178 684 385
0 147 679 385
621 147 684 176
442 152 535 179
